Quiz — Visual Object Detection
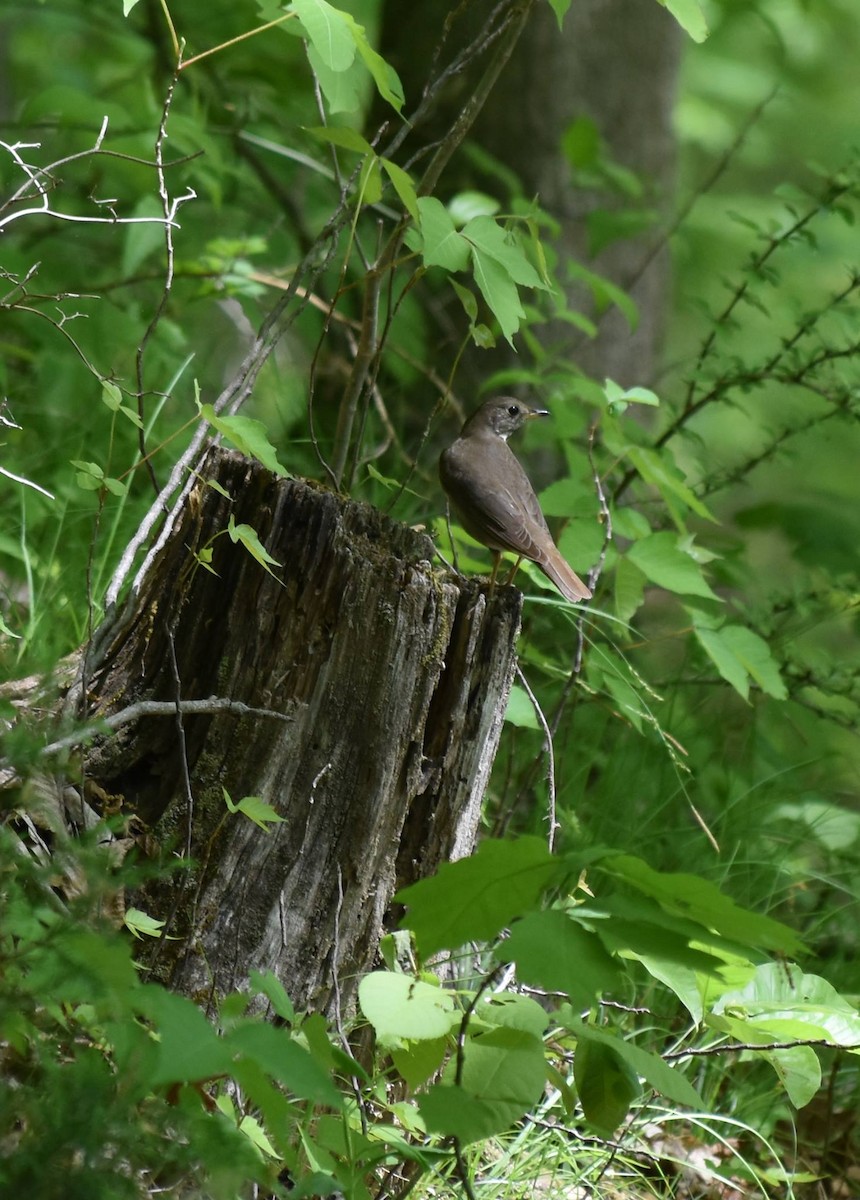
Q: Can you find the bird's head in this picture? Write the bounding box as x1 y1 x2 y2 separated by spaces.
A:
466 396 550 441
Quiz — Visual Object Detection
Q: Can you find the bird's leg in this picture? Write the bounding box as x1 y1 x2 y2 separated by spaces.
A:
504 556 524 585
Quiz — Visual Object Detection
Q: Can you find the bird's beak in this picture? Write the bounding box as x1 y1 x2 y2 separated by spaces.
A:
525 408 550 420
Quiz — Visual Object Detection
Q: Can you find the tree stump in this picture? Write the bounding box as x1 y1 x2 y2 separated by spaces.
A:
81 448 522 1013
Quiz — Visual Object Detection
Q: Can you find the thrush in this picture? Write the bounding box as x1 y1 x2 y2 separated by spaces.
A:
439 397 592 603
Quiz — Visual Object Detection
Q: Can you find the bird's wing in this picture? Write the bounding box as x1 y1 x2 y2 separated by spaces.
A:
441 439 552 559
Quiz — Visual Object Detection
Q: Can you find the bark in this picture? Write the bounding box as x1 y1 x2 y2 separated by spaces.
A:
78 448 522 1013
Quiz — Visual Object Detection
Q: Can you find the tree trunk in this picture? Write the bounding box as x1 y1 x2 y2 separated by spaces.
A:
79 448 522 1013
377 0 682 386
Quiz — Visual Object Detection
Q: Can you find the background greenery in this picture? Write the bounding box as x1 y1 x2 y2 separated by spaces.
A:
2 0 859 1195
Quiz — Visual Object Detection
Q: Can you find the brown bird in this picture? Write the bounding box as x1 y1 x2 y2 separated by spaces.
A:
439 397 592 603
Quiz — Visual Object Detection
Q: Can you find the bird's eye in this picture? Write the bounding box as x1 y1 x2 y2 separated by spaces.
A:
507 404 519 416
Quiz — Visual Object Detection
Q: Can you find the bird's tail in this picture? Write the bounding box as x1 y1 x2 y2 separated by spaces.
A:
538 545 592 603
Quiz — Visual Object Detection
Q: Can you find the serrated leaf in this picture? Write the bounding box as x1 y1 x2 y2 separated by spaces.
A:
227 516 283 578
626 445 716 522
124 907 166 940
461 216 546 288
236 795 286 831
381 158 419 221
238 1114 280 1158
346 13 404 112
602 856 803 955
626 531 718 599
658 0 709 41
396 836 562 958
198 403 289 476
291 0 355 71
416 197 470 271
695 622 787 702
470 245 526 345
305 124 372 153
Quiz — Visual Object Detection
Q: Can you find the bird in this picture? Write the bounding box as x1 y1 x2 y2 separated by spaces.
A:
439 396 592 603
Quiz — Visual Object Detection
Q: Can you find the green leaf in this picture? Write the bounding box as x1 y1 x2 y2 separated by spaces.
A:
140 987 234 1086
546 0 573 29
658 0 709 43
227 516 283 579
239 1114 281 1159
291 0 356 71
381 158 419 221
198 403 289 476
614 556 646 625
416 197 470 271
449 278 478 323
565 1017 702 1109
626 531 718 599
358 971 459 1042
236 795 286 831
497 909 622 1009
504 684 540 729
625 445 716 522
305 124 373 153
461 216 546 288
250 970 296 1023
358 153 382 206
391 1036 448 1089
761 1044 821 1109
602 378 661 413
469 244 526 345
227 1022 341 1105
101 380 123 411
345 12 404 112
695 622 787 702
448 191 501 226
474 993 550 1040
418 1027 546 1143
602 856 803 955
306 48 363 113
124 907 166 940
573 1036 639 1134
396 836 562 958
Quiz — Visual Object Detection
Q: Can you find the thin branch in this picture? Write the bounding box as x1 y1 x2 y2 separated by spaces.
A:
33 697 294 760
515 663 558 851
664 1037 860 1060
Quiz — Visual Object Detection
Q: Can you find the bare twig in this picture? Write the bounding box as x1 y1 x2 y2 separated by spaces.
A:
515 663 558 851
31 696 294 760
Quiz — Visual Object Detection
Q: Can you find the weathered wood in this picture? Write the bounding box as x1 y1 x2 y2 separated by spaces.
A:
82 448 521 1013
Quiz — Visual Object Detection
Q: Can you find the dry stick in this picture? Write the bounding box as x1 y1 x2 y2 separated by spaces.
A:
33 697 293 760
331 265 382 488
515 664 558 851
134 71 191 496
